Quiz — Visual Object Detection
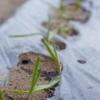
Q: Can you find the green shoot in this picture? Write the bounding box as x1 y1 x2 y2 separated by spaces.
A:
0 89 3 100
59 24 73 38
47 12 51 41
3 57 61 100
75 0 83 9
41 0 73 38
9 14 58 43
41 0 72 20
9 31 58 43
44 40 61 74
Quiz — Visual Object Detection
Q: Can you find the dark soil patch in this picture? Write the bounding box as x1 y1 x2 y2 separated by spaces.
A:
3 52 61 100
78 60 86 64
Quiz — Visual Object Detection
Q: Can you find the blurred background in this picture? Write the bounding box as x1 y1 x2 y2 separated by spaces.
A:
0 0 26 25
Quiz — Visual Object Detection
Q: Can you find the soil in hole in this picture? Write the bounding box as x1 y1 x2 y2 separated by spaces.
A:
41 38 66 51
63 4 90 23
42 21 78 37
3 52 60 100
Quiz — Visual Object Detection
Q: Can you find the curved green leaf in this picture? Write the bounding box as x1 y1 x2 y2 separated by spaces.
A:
52 42 58 59
47 13 50 40
34 68 41 86
9 33 47 39
0 89 3 100
44 40 60 74
60 25 66 38
4 89 28 93
64 25 73 31
32 76 61 93
75 0 83 9
29 57 40 94
62 12 72 19
48 29 58 41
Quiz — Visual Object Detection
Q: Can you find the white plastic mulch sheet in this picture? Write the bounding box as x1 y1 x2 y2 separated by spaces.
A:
0 0 100 100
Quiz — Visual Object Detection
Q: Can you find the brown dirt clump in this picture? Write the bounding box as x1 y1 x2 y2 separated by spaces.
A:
3 52 59 100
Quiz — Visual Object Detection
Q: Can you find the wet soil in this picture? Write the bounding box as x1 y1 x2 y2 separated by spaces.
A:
41 38 66 51
3 52 60 100
0 0 26 25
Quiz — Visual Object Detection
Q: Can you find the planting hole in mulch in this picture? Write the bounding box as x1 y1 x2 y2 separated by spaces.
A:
41 38 66 51
63 4 90 23
42 21 78 38
78 60 86 64
3 52 62 100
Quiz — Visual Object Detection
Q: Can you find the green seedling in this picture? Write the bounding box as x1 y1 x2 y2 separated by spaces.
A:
41 0 72 20
0 89 3 100
41 0 73 38
75 0 83 9
59 24 73 38
44 40 61 75
3 57 61 100
9 14 58 43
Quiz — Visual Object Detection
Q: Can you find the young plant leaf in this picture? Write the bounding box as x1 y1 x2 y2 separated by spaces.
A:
9 33 47 39
48 29 58 41
32 76 61 93
52 42 58 59
62 12 72 19
75 0 83 9
64 25 73 31
47 13 50 40
44 40 60 74
0 89 3 100
34 68 41 86
4 89 28 93
29 57 40 94
60 25 66 38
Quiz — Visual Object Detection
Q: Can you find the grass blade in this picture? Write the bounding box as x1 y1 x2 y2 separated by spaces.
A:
32 76 61 93
75 0 83 9
44 40 60 74
44 40 57 60
0 89 3 100
62 12 72 19
64 25 73 31
48 29 58 41
52 42 58 59
34 68 41 86
9 34 37 37
47 13 50 40
60 25 66 38
29 57 40 94
9 33 47 39
4 89 28 93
